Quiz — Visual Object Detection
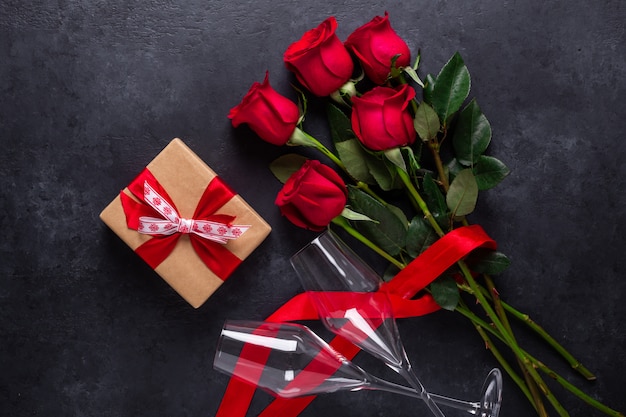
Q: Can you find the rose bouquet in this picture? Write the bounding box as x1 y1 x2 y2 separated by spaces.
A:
228 13 623 417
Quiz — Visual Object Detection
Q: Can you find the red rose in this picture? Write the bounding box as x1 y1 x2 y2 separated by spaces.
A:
345 12 411 85
228 72 299 146
284 17 354 97
351 84 417 151
275 160 347 231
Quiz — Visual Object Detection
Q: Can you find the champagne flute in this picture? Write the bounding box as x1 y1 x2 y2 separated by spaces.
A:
214 320 502 416
290 230 502 417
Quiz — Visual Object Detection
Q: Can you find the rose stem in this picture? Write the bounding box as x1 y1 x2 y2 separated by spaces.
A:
455 299 538 410
459 260 568 416
395 162 567 416
461 211 547 408
462 305 624 417
455 190 596 383
462 283 596 380
427 138 451 191
456 303 568 416
483 274 549 416
437 151 546 413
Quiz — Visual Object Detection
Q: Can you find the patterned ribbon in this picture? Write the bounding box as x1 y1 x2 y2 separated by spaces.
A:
137 179 248 244
215 224 496 417
120 168 249 280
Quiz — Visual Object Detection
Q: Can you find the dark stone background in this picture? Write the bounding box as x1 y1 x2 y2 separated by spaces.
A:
1 1 624 416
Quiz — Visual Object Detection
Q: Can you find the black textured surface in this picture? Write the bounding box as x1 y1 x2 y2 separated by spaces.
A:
1 1 625 416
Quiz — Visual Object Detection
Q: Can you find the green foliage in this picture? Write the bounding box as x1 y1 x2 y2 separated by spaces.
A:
384 147 407 172
269 153 308 183
341 207 377 223
446 169 478 217
431 52 471 125
423 73 436 104
452 100 492 166
473 155 510 190
327 103 354 144
335 139 377 184
405 216 438 258
347 186 407 256
422 173 448 219
430 275 460 310
467 249 511 275
368 154 403 191
446 158 464 182
401 146 422 177
413 101 440 141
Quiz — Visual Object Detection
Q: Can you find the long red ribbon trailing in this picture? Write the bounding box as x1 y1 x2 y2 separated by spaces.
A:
215 224 496 416
119 168 243 280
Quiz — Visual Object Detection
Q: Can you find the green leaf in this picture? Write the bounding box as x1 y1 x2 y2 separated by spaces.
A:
386 204 409 230
451 100 492 166
383 147 407 172
422 173 448 219
405 216 438 258
326 103 354 143
423 74 436 105
341 207 378 223
446 158 464 183
269 154 308 183
430 275 460 311
431 52 471 124
401 146 421 177
367 155 401 191
403 66 424 87
413 102 440 142
467 249 511 275
382 263 402 283
446 169 478 217
347 186 407 256
472 155 510 190
335 139 376 183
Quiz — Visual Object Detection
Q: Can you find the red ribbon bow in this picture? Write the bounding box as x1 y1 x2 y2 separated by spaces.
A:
119 168 246 280
215 224 496 416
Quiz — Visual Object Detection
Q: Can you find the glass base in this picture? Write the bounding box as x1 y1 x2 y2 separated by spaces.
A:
479 368 503 417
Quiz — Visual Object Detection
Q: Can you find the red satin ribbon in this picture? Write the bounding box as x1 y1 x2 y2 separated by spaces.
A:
119 168 242 280
216 224 496 417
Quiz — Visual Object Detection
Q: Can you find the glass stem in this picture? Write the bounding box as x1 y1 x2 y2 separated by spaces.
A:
398 366 447 417
365 374 480 415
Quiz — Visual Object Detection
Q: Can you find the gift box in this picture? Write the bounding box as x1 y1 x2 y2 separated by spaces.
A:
100 138 272 308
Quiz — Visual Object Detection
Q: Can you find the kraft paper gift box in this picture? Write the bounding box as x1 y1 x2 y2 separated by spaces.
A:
100 138 272 308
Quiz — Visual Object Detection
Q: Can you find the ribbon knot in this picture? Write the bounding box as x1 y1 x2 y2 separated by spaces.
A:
177 217 194 234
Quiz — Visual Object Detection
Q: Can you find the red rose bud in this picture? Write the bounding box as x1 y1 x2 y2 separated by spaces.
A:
345 12 411 85
275 160 347 231
284 16 354 97
228 72 300 146
351 84 417 151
